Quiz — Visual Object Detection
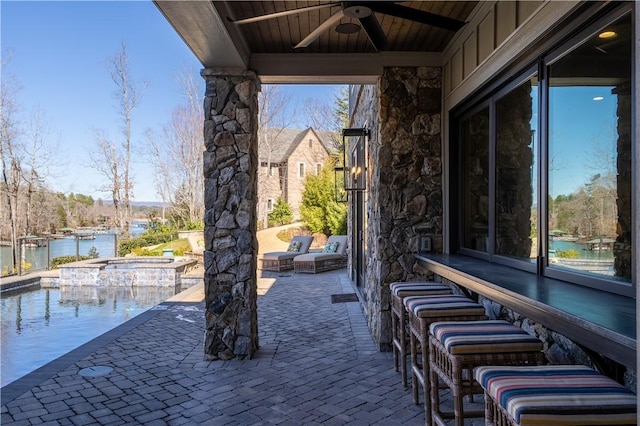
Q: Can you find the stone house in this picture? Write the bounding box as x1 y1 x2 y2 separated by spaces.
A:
257 127 337 223
155 1 637 389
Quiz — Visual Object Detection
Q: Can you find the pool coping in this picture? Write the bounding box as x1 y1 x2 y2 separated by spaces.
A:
1 283 205 405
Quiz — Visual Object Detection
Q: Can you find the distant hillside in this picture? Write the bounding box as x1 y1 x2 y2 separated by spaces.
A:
132 201 169 208
100 200 169 208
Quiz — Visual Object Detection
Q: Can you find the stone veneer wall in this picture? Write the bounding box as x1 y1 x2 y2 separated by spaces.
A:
201 69 259 360
351 67 444 350
348 82 377 312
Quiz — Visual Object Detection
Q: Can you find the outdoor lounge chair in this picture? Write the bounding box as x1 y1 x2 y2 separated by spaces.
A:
293 235 348 273
259 235 314 272
184 232 205 262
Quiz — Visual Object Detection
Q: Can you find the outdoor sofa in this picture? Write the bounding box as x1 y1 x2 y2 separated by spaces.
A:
293 235 348 273
259 235 314 272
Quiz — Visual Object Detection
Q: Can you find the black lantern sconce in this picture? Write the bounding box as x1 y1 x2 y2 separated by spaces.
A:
334 127 369 202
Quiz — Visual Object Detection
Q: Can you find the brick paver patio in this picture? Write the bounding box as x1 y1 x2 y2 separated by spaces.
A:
2 226 483 425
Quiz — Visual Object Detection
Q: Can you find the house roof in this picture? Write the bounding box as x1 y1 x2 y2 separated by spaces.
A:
260 127 338 163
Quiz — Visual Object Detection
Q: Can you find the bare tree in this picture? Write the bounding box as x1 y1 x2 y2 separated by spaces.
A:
1 51 24 271
147 67 203 228
1 53 60 272
95 42 147 235
90 130 124 230
22 107 60 235
257 85 293 228
302 86 348 151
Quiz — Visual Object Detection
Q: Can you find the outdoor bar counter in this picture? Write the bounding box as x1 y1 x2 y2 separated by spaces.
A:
415 253 636 373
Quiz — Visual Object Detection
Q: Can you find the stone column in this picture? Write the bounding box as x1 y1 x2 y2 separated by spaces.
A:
201 69 259 360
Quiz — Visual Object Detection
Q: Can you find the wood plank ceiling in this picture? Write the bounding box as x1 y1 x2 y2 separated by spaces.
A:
224 1 478 54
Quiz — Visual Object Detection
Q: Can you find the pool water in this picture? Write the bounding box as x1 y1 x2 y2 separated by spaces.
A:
1 286 177 387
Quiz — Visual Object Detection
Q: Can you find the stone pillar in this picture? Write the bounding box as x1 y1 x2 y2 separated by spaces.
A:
201 69 259 360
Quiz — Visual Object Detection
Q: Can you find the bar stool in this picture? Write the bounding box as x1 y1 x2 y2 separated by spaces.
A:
404 294 488 426
429 320 544 426
390 281 452 387
474 365 637 426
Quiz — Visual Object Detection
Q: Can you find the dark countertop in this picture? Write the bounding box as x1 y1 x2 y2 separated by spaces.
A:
416 253 636 369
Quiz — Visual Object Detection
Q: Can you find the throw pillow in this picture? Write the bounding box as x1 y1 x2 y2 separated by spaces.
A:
323 241 339 253
287 240 302 252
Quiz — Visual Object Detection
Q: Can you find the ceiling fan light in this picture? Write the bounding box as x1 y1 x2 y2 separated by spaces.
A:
335 22 361 34
343 5 371 19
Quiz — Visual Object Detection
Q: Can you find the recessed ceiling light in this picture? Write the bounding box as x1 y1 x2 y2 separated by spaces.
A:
593 96 604 101
598 30 617 39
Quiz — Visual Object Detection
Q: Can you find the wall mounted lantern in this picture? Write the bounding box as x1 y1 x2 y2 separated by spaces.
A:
334 127 369 202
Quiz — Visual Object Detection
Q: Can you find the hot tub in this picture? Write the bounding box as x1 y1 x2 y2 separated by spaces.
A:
56 257 198 287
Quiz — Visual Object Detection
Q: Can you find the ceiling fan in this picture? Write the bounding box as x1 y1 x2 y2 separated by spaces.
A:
227 1 467 51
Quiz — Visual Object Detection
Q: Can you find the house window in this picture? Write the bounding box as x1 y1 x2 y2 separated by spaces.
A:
298 163 305 178
454 6 633 296
309 138 313 147
268 165 275 177
316 163 322 175
267 198 274 211
460 105 490 253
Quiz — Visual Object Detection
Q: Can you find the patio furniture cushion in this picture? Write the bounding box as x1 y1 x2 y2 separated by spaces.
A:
390 282 451 298
261 252 299 261
404 294 486 318
323 241 339 253
474 365 638 425
323 235 348 255
430 320 543 355
287 240 302 252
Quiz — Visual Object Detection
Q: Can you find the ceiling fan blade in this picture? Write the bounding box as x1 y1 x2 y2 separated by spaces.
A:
294 9 345 49
359 14 387 51
367 2 466 32
228 2 340 25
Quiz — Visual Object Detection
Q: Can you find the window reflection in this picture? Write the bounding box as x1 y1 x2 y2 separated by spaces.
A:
496 77 538 262
461 107 490 252
547 14 631 282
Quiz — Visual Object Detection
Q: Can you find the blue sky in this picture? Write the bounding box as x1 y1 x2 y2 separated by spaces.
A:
2 1 344 202
548 86 618 197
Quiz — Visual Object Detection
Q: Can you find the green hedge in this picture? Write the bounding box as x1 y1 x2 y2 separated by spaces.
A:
51 255 91 269
117 231 178 256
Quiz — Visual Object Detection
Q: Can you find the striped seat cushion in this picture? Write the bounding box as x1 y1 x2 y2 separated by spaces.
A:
390 282 452 298
430 320 543 355
403 294 486 318
474 365 638 425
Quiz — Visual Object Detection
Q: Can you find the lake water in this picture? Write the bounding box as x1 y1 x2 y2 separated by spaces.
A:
548 239 614 259
0 285 177 387
0 224 146 273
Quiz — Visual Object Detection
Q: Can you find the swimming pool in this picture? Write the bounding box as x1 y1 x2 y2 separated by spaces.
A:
0 286 178 387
